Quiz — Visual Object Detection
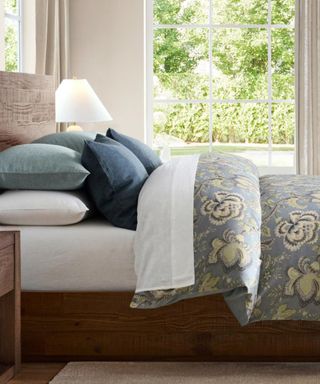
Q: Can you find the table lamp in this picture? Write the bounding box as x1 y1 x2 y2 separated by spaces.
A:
55 79 112 131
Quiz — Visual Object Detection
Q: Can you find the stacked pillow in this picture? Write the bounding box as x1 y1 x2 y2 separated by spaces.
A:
0 133 94 226
82 135 150 230
106 128 162 175
82 130 162 230
0 143 89 190
0 130 162 229
0 190 91 226
33 131 97 153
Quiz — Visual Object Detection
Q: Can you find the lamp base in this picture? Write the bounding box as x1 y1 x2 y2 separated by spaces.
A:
66 124 83 132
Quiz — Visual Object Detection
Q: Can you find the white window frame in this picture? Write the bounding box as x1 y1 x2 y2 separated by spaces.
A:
145 0 295 174
4 0 23 71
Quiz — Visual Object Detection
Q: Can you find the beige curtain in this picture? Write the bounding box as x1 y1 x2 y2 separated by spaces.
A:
35 0 69 84
35 0 69 131
296 0 320 175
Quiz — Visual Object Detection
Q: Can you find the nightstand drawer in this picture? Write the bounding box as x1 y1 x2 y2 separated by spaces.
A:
0 245 14 297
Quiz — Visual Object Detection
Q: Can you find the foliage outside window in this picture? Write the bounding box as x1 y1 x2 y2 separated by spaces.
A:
4 0 21 72
151 0 295 170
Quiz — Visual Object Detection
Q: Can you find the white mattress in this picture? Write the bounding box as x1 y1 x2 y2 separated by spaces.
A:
20 219 136 291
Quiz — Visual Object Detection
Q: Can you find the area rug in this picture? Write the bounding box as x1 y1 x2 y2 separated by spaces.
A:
49 362 320 384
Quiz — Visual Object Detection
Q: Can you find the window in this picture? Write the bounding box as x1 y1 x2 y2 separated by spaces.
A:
147 0 295 173
4 0 22 71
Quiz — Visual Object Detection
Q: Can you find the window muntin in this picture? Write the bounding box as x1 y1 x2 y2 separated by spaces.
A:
149 0 295 172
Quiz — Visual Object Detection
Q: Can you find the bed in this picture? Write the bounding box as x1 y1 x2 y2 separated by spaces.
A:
1 71 320 362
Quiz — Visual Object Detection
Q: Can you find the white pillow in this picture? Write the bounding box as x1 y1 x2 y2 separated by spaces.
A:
0 190 90 226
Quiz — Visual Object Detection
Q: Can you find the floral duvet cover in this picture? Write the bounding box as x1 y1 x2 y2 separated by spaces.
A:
131 152 320 325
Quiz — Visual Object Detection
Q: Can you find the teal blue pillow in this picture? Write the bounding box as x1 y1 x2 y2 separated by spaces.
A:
82 136 148 230
106 128 162 175
33 131 97 153
0 144 90 190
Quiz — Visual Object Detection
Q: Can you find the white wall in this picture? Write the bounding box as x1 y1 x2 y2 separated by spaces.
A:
69 0 145 140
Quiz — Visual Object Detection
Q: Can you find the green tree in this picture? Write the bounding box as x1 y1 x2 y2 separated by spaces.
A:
5 23 18 72
153 0 295 145
4 0 19 72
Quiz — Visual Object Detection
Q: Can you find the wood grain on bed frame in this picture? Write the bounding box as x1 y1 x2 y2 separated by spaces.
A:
1 71 320 362
0 71 55 151
21 292 320 362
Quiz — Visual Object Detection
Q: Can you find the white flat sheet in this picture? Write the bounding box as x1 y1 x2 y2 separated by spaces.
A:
134 155 199 292
20 219 136 291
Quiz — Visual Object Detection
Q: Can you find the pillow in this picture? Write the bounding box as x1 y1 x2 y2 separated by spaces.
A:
33 131 97 153
0 190 91 225
106 128 162 175
0 144 89 190
81 136 148 230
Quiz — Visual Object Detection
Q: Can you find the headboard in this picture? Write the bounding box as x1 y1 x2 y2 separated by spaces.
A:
0 71 55 151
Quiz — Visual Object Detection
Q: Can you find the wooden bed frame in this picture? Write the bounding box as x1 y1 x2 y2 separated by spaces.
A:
1 71 320 362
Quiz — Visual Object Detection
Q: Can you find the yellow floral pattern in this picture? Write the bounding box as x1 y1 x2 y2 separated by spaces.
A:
251 175 320 322
209 229 250 269
131 160 320 324
131 152 261 325
285 257 320 304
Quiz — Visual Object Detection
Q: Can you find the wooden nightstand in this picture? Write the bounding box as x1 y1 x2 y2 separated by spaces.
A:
0 230 20 384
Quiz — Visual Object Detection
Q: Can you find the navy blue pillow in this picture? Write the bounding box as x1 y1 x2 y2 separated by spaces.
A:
81 136 148 230
106 128 162 175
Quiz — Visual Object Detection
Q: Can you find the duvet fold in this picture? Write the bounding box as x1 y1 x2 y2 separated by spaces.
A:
132 152 262 325
132 151 320 324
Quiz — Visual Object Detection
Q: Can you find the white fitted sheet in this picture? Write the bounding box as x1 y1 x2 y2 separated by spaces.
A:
20 219 136 291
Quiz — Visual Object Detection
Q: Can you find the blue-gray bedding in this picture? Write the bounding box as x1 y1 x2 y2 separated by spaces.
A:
106 128 162 175
131 152 320 324
82 135 148 230
33 131 97 153
0 144 89 190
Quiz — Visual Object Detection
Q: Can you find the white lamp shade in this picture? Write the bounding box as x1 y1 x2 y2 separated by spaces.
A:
55 79 112 123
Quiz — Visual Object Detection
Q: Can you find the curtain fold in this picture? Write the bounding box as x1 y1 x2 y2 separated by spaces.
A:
35 0 70 85
35 0 70 131
296 0 320 175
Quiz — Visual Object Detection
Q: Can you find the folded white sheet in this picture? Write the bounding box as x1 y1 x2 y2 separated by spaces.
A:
134 155 199 292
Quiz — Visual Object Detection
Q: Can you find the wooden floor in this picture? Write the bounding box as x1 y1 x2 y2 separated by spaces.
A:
8 364 65 384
